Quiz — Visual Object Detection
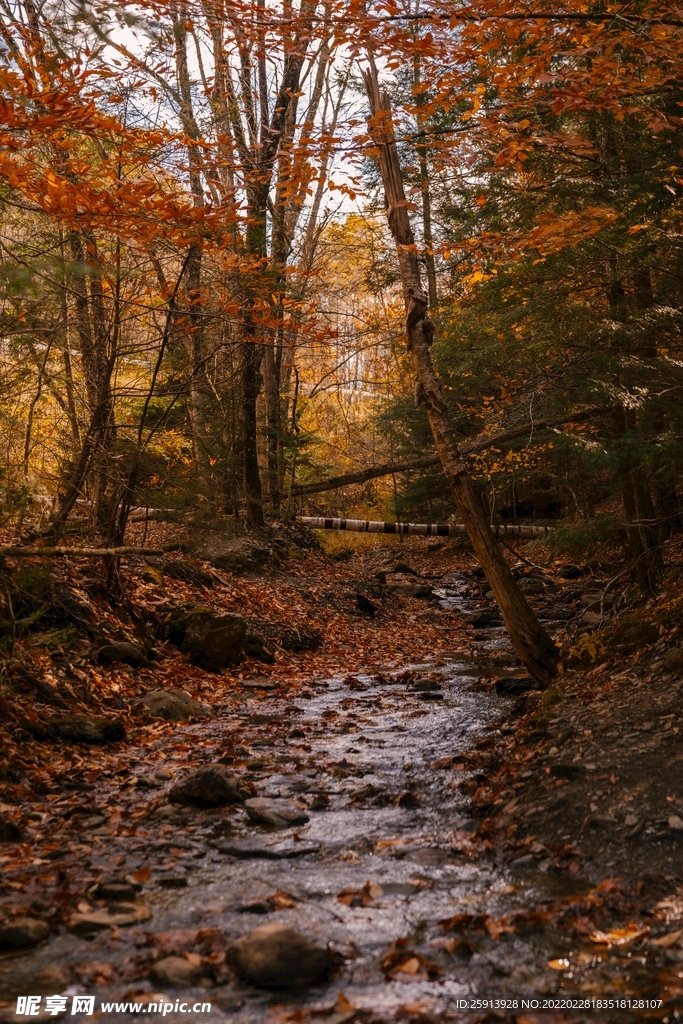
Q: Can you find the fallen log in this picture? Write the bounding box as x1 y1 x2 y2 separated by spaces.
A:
291 409 601 497
298 517 553 539
0 546 164 558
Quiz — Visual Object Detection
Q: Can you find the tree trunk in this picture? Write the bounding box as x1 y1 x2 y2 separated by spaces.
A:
362 61 558 685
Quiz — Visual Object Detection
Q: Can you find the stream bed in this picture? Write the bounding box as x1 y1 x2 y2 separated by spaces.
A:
0 578 586 1022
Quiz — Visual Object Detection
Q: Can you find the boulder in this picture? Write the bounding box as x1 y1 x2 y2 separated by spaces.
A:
167 607 246 671
244 797 310 828
0 815 23 843
139 689 213 722
69 902 151 936
495 676 538 696
195 535 283 575
150 956 197 987
279 627 323 653
227 923 330 989
0 917 49 950
170 764 247 807
96 641 144 667
21 714 125 744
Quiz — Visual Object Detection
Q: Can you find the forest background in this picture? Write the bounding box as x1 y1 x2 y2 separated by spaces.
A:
1 0 682 589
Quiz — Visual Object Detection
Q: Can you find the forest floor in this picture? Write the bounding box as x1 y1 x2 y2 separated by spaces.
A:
0 523 683 1023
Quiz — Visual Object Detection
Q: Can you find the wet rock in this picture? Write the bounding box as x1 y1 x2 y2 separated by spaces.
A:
544 606 574 621
309 793 330 811
34 965 69 990
21 714 125 744
150 956 197 987
139 688 213 722
0 916 49 950
170 764 247 807
167 606 246 671
96 641 144 667
461 610 501 627
94 879 141 902
518 578 546 595
215 839 319 859
0 816 23 843
69 902 151 935
157 874 188 888
495 676 538 696
244 797 310 828
559 563 583 579
418 691 444 701
410 678 440 692
241 679 277 691
227 923 330 989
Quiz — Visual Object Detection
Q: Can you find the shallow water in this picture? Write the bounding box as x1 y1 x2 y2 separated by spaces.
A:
0 581 575 1022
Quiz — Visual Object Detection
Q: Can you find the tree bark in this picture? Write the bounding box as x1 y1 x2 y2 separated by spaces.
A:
362 60 558 685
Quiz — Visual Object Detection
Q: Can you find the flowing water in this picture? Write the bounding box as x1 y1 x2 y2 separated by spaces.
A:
0 578 580 1022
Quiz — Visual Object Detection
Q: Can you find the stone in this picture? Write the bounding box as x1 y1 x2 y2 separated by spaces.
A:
34 965 69 990
244 632 276 664
410 678 440 691
0 815 23 843
392 562 419 576
215 839 319 859
157 874 188 888
279 627 323 653
544 607 574 621
21 714 125 744
150 956 197 988
669 815 683 831
170 764 247 807
241 679 277 691
549 763 586 780
662 648 683 674
389 584 434 599
226 923 330 989
198 535 281 575
0 916 49 950
167 607 246 671
69 902 151 935
518 579 546 595
329 548 354 562
96 641 144 667
495 676 538 696
139 688 213 722
244 797 310 828
559 563 583 579
94 880 141 902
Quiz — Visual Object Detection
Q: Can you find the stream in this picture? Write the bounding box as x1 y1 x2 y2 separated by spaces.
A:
0 576 584 1022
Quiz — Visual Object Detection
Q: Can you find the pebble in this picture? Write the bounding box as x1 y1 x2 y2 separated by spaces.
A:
170 764 248 807
227 923 330 989
150 956 197 987
244 797 310 828
668 815 683 831
0 917 49 950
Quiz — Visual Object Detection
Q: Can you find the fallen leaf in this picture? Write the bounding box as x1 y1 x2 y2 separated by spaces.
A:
589 924 650 946
650 929 683 948
547 958 571 970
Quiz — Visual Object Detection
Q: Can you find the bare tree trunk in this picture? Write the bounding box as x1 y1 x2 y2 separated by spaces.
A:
362 61 558 685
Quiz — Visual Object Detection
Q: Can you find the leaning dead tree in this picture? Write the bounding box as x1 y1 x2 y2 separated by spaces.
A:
300 518 554 539
362 57 559 685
